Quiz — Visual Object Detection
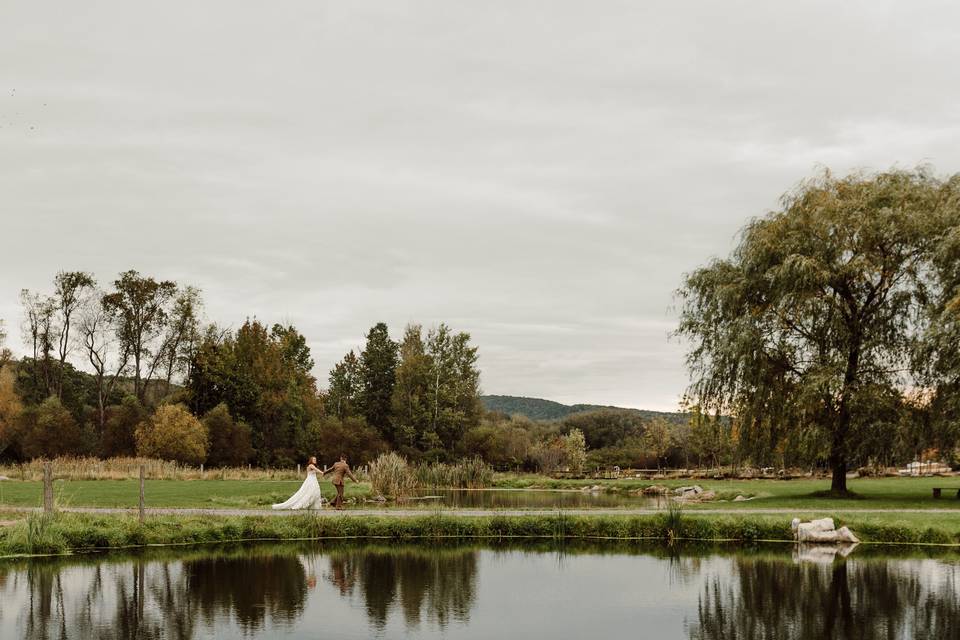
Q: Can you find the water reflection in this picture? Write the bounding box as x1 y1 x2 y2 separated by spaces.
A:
690 555 960 640
325 546 477 629
1 544 478 639
186 553 307 631
407 488 656 509
3 542 960 639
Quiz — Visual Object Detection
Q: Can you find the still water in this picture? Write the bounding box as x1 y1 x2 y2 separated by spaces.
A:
404 488 658 509
1 542 959 639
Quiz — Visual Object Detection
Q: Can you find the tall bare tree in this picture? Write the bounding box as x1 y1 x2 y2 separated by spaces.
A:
79 294 130 432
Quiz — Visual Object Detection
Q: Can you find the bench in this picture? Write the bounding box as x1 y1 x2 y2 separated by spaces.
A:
932 487 960 499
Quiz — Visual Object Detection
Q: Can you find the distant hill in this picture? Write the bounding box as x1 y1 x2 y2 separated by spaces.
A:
480 395 689 424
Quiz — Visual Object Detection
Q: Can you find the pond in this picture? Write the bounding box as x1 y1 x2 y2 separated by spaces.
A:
1 541 958 639
399 487 660 509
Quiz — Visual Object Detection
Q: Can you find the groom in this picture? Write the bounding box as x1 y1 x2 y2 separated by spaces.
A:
323 454 357 510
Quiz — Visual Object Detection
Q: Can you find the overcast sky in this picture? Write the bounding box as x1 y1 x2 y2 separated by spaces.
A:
2 1 959 411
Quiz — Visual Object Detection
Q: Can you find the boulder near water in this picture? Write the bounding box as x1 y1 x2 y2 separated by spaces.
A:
790 517 860 544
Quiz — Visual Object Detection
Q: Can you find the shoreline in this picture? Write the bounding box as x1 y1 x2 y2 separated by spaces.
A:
3 510 960 558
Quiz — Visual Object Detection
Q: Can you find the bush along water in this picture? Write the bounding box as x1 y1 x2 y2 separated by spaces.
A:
414 457 493 489
368 453 494 497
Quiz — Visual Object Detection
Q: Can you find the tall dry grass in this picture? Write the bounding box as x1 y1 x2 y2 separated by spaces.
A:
0 457 309 481
367 454 493 497
368 452 418 498
414 458 493 489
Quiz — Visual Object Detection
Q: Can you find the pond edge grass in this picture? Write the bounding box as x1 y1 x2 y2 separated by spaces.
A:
4 509 960 558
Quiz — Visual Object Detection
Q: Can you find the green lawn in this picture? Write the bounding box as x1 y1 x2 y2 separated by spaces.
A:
494 474 960 511
0 479 373 510
2 475 960 512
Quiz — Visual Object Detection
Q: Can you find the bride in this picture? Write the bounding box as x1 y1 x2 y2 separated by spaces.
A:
272 457 326 510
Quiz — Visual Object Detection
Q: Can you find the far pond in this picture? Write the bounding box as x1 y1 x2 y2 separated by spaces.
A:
400 487 661 509
2 540 958 639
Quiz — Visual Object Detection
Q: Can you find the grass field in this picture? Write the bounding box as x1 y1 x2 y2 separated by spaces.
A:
2 475 959 512
0 479 374 509
493 474 960 511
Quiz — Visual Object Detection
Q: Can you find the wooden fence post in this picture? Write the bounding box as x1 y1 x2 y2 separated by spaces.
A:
139 465 146 523
43 461 54 514
200 463 204 478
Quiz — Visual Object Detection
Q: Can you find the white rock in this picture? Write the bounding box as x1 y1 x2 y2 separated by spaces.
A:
733 495 752 502
791 517 860 544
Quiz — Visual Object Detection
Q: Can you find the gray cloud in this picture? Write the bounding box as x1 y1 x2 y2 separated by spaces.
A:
2 0 959 410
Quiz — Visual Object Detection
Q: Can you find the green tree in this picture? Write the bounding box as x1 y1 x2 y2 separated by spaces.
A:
425 324 481 451
101 270 178 402
101 395 145 457
159 286 203 396
678 169 960 493
562 428 587 474
390 325 432 447
202 403 254 467
299 415 388 465
358 322 398 442
19 396 85 459
135 404 208 464
644 418 672 472
327 350 361 420
19 289 57 395
187 320 320 466
562 409 645 449
52 270 96 398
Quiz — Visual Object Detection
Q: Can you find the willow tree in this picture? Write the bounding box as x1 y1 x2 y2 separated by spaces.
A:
677 169 960 494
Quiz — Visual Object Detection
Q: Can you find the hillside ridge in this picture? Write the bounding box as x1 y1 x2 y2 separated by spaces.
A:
480 394 688 423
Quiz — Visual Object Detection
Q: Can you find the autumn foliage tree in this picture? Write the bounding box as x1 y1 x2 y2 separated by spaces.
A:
135 404 208 464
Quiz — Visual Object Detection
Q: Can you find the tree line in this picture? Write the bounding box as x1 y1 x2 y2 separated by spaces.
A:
0 272 493 468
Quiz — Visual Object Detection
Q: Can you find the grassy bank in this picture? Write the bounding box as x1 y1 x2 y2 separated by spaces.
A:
492 474 960 510
4 509 960 557
0 478 374 509
3 475 959 512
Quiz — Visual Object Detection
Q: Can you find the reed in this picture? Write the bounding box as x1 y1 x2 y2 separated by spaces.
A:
0 457 306 481
414 458 494 489
368 452 418 498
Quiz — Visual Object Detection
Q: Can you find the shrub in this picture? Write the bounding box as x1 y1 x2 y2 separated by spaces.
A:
135 404 208 464
414 457 493 488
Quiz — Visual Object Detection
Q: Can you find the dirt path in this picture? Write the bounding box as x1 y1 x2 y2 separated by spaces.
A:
3 506 960 518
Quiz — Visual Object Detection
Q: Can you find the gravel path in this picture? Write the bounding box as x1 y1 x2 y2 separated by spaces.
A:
3 506 960 518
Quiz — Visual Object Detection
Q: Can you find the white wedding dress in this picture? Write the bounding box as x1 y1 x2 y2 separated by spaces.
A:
272 469 325 510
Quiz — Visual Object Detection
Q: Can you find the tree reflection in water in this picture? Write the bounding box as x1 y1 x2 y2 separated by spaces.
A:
325 546 478 630
9 551 308 640
690 556 960 640
3 545 478 639
185 553 307 632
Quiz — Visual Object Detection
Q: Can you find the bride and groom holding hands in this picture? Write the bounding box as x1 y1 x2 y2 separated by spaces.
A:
272 454 358 510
